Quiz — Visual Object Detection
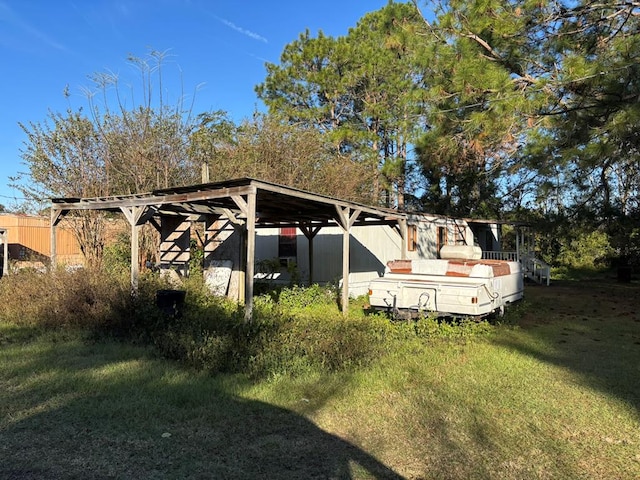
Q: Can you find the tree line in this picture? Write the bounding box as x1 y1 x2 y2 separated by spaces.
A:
12 1 640 269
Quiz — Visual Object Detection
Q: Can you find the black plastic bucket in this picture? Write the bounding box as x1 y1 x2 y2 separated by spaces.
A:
156 289 186 317
617 266 632 283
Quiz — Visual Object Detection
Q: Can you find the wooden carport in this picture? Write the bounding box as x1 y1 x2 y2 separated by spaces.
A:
50 178 407 320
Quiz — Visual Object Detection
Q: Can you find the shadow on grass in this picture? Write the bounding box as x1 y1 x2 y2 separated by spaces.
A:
494 280 640 413
0 331 404 480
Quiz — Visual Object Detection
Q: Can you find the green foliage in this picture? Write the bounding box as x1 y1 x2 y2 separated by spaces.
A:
495 300 531 326
513 208 626 274
556 229 615 270
0 269 506 381
413 315 493 339
254 258 282 294
256 3 428 208
188 238 204 276
102 231 131 275
276 284 335 313
211 113 377 204
136 281 504 379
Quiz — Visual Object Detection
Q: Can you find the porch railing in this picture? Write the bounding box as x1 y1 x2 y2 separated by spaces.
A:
482 250 551 285
522 255 551 286
482 250 519 262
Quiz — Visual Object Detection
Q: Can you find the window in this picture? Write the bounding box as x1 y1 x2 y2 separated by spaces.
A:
407 224 418 252
437 226 448 256
278 227 297 259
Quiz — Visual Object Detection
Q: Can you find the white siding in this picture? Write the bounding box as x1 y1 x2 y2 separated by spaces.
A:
206 214 480 296
252 215 476 296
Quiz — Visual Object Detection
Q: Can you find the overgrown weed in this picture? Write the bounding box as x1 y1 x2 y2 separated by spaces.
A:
0 269 505 380
0 267 130 329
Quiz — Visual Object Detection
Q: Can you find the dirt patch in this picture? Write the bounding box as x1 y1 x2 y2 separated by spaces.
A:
520 279 640 328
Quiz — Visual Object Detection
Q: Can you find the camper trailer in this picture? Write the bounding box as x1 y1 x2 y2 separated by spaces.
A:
368 246 524 318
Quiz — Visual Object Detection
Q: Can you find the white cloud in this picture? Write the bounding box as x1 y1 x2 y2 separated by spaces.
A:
0 1 66 51
217 16 268 43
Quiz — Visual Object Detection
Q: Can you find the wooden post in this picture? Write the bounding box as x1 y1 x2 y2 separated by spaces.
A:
300 223 321 286
308 234 314 285
228 191 256 321
238 226 246 304
131 219 139 292
335 206 361 316
342 225 350 315
0 229 8 276
244 191 257 322
120 206 147 294
50 218 57 270
2 232 7 277
49 208 64 270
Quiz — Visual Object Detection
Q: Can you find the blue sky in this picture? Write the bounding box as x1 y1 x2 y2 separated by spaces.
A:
0 0 395 205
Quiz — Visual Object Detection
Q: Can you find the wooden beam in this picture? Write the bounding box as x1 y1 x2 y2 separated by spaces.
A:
50 207 72 270
3 233 6 276
342 222 350 316
238 226 246 305
221 208 245 227
256 181 403 222
50 208 68 227
231 195 249 217
51 184 257 211
131 219 139 293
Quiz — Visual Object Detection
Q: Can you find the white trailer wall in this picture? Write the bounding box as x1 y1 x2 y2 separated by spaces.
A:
252 214 476 296
204 214 477 296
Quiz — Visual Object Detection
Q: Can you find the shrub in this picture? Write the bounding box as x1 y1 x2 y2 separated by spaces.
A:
248 314 391 376
0 273 505 379
412 315 492 339
276 284 337 315
491 300 530 326
102 232 131 275
143 283 396 377
556 229 615 270
0 267 131 329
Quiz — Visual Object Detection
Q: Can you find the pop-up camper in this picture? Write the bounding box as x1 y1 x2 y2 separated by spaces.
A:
368 246 523 318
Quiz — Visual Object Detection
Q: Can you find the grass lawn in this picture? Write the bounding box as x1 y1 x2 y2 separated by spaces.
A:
1 280 639 479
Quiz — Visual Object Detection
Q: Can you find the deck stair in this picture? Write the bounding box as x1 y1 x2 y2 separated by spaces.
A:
470 221 551 286
521 254 551 286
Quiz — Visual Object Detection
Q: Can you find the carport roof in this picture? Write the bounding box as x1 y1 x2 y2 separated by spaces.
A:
51 177 405 227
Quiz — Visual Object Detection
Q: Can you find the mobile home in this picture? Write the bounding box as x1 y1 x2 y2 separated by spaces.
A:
206 213 477 297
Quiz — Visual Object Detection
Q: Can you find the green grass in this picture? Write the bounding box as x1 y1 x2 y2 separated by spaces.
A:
1 281 640 479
